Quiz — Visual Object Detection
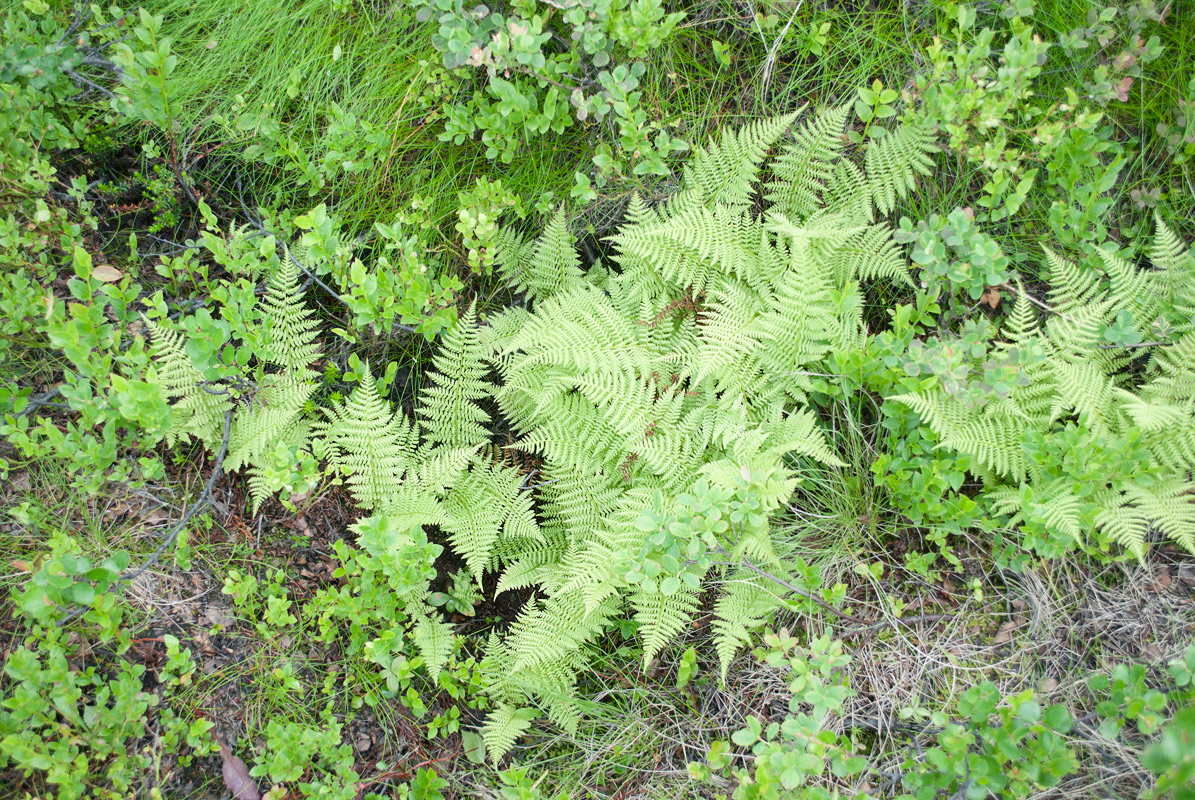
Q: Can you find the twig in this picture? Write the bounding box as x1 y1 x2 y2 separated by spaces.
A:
64 68 116 97
14 387 63 418
518 469 540 492
1095 340 1171 349
353 751 460 798
997 282 1056 314
56 410 233 626
759 0 802 94
57 0 92 44
712 547 866 623
233 174 420 335
839 613 955 639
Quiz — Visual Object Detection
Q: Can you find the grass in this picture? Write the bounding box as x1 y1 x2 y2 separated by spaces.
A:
133 0 1195 272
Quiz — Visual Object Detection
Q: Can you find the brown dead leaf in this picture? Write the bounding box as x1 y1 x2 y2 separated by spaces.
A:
91 265 124 283
202 605 235 628
993 620 1018 645
980 286 1001 310
11 471 31 492
214 733 260 800
1148 568 1172 592
1040 677 1059 693
142 508 170 527
1178 563 1195 588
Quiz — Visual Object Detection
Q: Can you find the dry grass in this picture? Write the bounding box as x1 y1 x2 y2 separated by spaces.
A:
479 545 1193 799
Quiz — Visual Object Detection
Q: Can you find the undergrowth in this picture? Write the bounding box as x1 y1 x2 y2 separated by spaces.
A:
2 1 1194 799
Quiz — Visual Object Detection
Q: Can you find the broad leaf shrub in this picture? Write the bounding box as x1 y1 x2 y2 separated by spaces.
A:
409 0 689 187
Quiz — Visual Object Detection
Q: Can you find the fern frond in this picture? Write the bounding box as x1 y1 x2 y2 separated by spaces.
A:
758 409 846 468
1094 503 1150 559
889 389 970 438
534 464 623 540
225 372 315 472
501 285 656 378
752 242 839 383
678 111 799 210
412 616 454 680
259 258 321 371
765 105 850 219
938 413 1026 480
712 573 781 679
1114 388 1192 433
688 280 767 386
408 445 475 494
481 702 539 766
1098 246 1163 326
317 365 418 509
631 588 699 667
496 532 568 595
1043 247 1104 313
506 394 627 476
507 592 620 672
862 122 937 217
145 318 232 449
376 485 449 531
821 223 912 287
1125 479 1195 553
1050 357 1114 435
1146 333 1195 404
500 207 585 302
1152 213 1194 311
443 459 541 581
996 282 1041 350
418 303 492 450
612 205 760 296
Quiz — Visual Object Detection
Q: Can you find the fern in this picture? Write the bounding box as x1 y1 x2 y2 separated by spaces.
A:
676 111 799 210
765 105 851 218
151 259 319 510
712 573 782 678
442 458 538 581
259 258 321 372
412 616 454 680
632 588 699 667
155 111 1195 761
861 121 938 216
417 303 492 450
145 318 231 450
499 207 586 302
317 366 419 510
481 703 539 766
891 223 1195 557
224 372 315 473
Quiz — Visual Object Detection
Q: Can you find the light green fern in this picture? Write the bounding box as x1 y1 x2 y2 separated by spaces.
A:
417 303 494 451
892 219 1195 557
159 111 956 760
316 365 419 510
